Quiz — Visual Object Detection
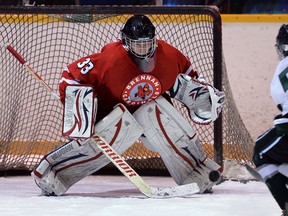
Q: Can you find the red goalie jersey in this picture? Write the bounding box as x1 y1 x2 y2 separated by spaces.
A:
59 39 198 121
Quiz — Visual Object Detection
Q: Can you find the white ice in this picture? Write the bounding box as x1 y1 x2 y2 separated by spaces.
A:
0 174 282 216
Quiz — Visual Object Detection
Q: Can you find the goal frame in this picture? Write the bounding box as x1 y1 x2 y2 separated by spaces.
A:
0 5 224 170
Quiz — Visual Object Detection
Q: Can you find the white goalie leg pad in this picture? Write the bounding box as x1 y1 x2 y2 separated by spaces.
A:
32 104 143 195
133 96 221 193
94 104 144 149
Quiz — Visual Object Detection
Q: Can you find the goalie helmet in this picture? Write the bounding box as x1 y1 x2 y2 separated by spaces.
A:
276 24 288 60
121 15 157 72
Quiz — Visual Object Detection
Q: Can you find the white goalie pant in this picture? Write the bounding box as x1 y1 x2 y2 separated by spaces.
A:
32 104 143 195
133 96 221 193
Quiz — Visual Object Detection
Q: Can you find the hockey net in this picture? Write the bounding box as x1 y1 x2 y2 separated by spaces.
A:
0 6 254 179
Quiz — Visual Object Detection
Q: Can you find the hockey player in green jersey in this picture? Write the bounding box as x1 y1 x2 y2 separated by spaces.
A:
253 24 288 216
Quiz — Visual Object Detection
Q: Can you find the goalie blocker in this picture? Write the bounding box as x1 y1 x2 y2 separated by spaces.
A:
62 85 97 138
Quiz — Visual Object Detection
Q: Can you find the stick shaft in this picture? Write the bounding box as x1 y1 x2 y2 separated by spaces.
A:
7 44 60 100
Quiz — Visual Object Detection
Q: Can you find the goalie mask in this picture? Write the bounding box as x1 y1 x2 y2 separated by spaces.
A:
121 15 157 73
276 24 288 60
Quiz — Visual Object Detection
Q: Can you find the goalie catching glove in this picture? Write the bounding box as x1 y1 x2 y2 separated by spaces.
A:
170 74 225 124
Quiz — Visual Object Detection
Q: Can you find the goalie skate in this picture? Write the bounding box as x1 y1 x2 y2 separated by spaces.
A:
34 171 65 196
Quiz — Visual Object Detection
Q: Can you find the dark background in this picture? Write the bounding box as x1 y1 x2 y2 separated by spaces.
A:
0 0 287 14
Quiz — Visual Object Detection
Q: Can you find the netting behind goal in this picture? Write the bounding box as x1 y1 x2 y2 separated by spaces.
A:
0 6 254 175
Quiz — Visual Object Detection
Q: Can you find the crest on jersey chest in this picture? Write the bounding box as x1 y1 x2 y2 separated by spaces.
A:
122 74 162 106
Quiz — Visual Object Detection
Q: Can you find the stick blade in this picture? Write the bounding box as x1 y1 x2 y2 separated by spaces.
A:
149 183 200 198
245 164 264 182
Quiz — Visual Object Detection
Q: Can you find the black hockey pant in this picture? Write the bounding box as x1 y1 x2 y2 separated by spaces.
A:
253 127 288 167
253 126 288 210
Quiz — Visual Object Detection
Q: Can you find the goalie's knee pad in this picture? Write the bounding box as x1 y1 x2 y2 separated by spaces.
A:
133 96 221 193
32 104 143 195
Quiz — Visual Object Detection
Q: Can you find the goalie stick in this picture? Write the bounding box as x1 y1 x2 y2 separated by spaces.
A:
6 44 200 198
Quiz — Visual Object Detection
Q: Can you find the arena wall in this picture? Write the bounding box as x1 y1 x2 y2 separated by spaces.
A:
221 14 288 140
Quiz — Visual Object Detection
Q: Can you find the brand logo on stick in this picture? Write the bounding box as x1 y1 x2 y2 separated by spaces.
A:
94 137 137 177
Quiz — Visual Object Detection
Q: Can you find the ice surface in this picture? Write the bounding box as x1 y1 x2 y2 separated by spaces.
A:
0 175 281 216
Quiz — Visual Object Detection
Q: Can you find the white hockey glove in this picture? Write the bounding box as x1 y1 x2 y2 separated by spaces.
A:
62 84 97 138
170 74 225 125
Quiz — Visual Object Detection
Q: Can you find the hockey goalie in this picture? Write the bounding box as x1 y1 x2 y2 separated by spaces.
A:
31 15 225 196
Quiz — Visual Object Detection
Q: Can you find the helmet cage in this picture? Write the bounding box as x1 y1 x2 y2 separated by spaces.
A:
276 24 288 59
124 36 157 60
275 43 288 59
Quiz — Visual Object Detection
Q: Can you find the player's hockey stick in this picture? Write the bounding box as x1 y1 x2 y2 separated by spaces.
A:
245 164 264 182
6 44 200 198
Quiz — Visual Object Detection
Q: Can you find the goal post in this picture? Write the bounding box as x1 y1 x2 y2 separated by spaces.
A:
0 5 254 175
